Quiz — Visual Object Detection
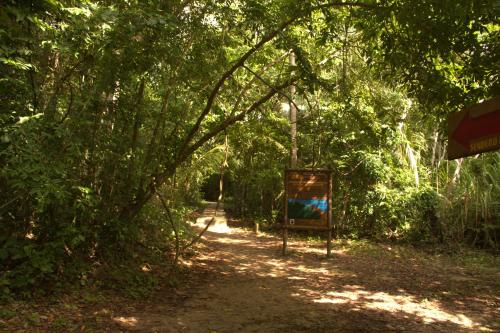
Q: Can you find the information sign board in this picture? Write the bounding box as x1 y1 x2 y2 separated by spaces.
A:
284 169 332 230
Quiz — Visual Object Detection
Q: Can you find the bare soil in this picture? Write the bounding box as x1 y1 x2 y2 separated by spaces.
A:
117 227 499 333
1 214 499 332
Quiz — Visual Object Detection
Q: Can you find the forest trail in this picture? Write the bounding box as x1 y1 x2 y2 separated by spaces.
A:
109 207 499 333
193 202 230 233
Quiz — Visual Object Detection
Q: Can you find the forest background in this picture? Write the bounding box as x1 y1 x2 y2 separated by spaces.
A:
0 0 498 296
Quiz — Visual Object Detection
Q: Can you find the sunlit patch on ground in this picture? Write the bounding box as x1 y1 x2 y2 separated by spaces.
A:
141 263 152 272
3 205 498 333
40 206 500 332
180 219 498 332
194 215 232 233
287 276 307 280
310 287 481 329
213 237 251 245
202 223 232 233
112 316 138 327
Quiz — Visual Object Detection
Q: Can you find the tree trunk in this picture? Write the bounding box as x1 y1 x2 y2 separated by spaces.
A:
289 52 297 168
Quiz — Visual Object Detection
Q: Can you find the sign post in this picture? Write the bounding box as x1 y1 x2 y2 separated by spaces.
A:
283 169 333 257
448 96 500 160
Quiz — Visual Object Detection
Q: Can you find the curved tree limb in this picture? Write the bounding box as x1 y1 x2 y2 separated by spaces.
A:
155 189 181 265
242 64 302 113
176 77 298 167
126 2 383 221
175 1 383 166
182 134 229 251
231 50 291 115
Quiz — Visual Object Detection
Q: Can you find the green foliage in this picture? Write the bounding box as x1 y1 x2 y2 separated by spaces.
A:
0 0 498 297
437 153 500 250
52 316 70 330
0 308 16 319
26 311 41 325
224 2 498 250
102 264 158 299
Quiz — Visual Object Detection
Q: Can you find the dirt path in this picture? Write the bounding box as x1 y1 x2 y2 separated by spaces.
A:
108 206 499 333
4 204 497 333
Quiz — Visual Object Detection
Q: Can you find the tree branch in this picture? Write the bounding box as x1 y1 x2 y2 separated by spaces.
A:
177 77 298 166
155 189 181 265
175 17 296 164
175 1 382 165
232 50 291 115
242 64 302 113
124 1 384 222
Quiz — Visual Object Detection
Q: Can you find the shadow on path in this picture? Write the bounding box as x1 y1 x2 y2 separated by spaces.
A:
107 223 499 333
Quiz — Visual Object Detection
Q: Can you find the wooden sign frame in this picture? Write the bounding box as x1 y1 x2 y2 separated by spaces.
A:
282 169 333 257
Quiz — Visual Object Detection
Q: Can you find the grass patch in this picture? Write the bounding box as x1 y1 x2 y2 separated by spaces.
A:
52 316 69 330
0 308 16 319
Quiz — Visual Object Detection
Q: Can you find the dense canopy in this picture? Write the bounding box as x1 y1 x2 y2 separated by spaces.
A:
0 0 498 294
